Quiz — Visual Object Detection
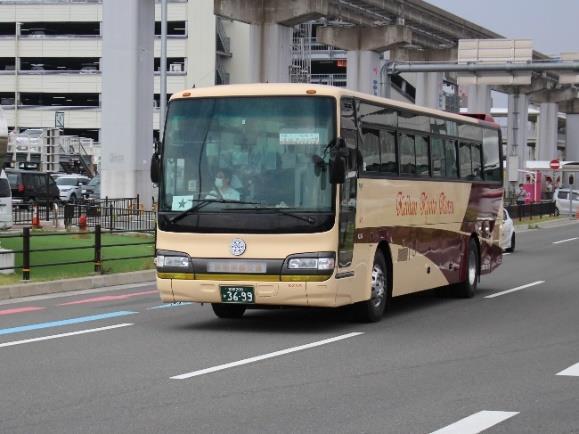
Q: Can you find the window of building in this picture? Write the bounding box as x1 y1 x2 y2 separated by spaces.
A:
20 57 99 73
20 22 100 37
154 21 187 36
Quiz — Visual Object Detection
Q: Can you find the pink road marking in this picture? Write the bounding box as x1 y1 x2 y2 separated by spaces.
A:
0 306 45 316
58 290 158 306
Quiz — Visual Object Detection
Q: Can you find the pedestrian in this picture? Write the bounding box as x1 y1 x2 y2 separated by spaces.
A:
545 177 554 200
516 183 526 205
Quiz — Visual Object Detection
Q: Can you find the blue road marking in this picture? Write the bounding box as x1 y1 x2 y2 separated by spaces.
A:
0 311 138 336
148 303 192 310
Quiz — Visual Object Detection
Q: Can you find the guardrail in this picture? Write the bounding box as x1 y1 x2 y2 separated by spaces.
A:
12 196 156 232
505 201 557 221
0 225 154 281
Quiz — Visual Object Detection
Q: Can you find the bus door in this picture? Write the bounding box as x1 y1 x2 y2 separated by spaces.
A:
337 98 359 268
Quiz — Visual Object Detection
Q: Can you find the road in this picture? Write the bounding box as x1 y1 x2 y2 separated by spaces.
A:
1 222 579 433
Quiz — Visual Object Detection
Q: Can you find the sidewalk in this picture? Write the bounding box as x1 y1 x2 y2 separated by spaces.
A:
515 216 579 232
0 270 155 301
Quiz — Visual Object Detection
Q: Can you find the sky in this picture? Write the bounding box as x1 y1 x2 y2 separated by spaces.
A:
426 0 579 57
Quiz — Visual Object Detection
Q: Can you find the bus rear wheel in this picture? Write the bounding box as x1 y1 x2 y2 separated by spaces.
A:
354 252 388 323
454 239 479 298
211 303 246 319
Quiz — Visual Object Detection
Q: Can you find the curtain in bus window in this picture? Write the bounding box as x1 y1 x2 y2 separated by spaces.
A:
360 129 381 172
459 142 473 179
483 129 501 181
415 135 430 176
431 136 444 177
471 143 482 180
399 133 416 175
380 130 397 174
444 140 458 178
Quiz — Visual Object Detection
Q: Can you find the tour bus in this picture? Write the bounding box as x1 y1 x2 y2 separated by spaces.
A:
151 84 503 322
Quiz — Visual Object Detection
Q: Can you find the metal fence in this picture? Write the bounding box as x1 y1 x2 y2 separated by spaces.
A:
0 225 154 281
505 201 558 221
12 196 156 232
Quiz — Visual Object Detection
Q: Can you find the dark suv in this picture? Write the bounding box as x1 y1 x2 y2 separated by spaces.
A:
5 168 60 205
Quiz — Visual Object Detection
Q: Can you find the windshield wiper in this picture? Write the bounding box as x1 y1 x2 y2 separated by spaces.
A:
229 206 316 225
169 199 261 223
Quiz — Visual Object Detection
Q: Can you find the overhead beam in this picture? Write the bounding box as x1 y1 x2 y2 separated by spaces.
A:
317 25 412 52
387 61 579 74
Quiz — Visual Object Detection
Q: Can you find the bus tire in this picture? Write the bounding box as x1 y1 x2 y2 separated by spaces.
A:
455 239 479 298
354 252 388 323
211 303 246 319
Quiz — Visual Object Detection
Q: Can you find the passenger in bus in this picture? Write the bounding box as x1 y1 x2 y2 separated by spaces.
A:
205 169 240 201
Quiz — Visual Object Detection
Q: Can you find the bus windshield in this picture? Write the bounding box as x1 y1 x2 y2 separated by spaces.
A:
160 96 335 214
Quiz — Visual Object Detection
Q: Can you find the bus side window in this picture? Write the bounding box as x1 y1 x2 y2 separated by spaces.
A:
445 140 458 178
415 135 430 176
471 143 482 180
431 136 444 177
459 142 472 179
399 133 416 175
360 128 381 172
380 130 397 174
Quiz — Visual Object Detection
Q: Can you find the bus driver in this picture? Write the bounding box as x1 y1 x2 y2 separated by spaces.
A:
206 168 240 201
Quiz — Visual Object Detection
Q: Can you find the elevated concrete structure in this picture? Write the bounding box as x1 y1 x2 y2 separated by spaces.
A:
101 0 154 206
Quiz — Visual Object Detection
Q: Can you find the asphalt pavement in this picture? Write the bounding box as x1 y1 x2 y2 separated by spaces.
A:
1 223 579 433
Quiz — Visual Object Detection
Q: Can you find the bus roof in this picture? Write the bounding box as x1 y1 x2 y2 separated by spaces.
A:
170 83 489 128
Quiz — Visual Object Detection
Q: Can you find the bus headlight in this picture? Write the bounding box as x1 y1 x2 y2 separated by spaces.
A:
155 250 191 270
286 253 335 271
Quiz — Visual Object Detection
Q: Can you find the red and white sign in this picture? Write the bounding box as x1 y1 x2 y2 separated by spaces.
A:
550 159 561 170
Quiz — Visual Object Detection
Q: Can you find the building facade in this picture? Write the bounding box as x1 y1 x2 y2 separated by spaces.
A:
0 0 252 145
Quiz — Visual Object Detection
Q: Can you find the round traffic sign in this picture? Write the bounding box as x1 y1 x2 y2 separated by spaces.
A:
550 159 560 170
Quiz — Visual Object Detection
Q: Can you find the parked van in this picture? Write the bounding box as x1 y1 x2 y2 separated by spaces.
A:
554 188 579 216
5 168 60 205
0 170 12 229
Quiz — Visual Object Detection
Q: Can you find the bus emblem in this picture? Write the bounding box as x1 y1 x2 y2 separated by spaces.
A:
230 238 246 256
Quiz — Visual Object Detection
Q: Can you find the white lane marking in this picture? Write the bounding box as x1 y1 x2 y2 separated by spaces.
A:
0 323 133 348
484 281 545 299
429 411 519 434
553 237 579 245
171 332 363 380
557 362 579 376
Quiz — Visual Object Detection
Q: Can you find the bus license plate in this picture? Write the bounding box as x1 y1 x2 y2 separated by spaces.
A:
220 286 255 304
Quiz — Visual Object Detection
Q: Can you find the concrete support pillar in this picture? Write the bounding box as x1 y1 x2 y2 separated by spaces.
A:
507 92 529 186
415 72 443 109
537 102 559 161
101 0 154 207
346 51 381 95
249 23 291 83
466 84 491 113
566 114 579 161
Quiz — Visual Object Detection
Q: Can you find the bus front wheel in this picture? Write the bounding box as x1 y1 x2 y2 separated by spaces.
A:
354 252 388 323
211 303 246 319
455 239 479 298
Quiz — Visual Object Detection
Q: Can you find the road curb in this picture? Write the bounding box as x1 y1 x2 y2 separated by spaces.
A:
0 270 156 301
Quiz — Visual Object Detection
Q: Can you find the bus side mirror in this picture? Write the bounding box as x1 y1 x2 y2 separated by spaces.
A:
150 153 161 184
329 137 347 184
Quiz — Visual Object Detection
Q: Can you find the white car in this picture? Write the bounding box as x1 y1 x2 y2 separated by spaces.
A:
501 209 515 252
554 188 579 216
0 170 12 229
55 174 91 203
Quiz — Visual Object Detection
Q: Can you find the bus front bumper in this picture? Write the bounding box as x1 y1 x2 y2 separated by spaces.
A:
156 274 338 308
